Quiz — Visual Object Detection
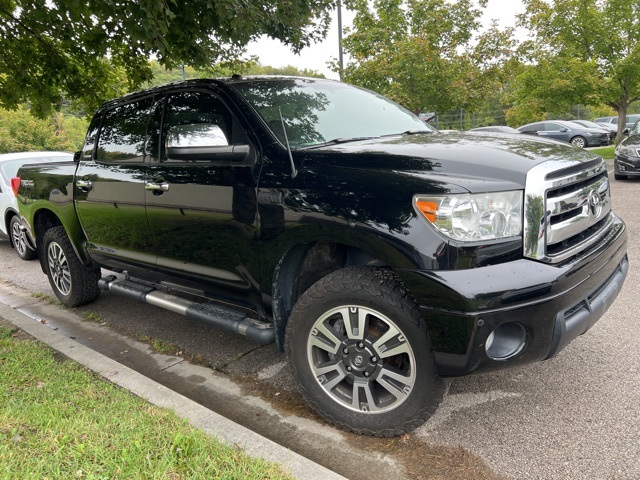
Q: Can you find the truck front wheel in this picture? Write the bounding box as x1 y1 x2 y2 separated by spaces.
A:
43 226 101 307
285 266 445 437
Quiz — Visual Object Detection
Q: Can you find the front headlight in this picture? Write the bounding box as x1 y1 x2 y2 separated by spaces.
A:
414 191 523 242
615 144 640 158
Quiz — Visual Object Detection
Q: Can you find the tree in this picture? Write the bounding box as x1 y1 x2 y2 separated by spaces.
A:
0 0 334 117
0 106 87 153
336 0 514 116
515 0 640 142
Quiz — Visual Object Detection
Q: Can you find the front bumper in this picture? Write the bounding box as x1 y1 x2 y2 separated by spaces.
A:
586 135 611 147
396 215 627 377
615 155 640 177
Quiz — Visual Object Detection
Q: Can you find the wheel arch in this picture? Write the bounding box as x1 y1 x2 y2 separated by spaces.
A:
272 239 412 351
31 207 93 273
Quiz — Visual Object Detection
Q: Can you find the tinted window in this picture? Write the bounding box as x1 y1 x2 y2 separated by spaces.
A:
160 91 231 162
81 115 102 160
520 123 542 133
96 97 154 163
233 78 430 148
545 123 563 131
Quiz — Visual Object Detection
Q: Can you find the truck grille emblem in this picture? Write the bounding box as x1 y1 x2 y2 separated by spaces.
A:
588 189 602 217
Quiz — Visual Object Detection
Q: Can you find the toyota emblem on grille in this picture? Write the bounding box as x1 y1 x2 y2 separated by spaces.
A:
588 190 602 217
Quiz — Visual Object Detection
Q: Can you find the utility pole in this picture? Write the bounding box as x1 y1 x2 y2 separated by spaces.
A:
337 0 344 79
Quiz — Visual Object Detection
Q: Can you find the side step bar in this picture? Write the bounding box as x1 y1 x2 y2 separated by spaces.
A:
98 276 275 344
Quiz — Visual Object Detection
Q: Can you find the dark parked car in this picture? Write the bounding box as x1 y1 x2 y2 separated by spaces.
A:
614 120 640 180
517 120 610 148
469 126 520 133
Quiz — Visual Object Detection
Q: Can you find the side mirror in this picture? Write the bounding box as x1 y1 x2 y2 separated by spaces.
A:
559 127 569 132
166 124 253 164
73 151 82 162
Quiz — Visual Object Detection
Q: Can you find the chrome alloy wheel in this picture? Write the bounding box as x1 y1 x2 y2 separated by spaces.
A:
307 305 417 414
11 220 29 256
47 241 72 295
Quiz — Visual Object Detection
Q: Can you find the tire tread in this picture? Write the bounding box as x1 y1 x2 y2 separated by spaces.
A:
43 226 101 307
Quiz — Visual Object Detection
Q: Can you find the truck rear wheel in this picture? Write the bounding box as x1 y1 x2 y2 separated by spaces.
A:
10 215 37 260
285 266 445 437
43 226 101 307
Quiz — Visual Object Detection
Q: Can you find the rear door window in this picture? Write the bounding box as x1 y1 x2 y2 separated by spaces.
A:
96 97 155 163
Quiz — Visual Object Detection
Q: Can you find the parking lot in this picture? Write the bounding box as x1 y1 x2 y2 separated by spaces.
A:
0 170 638 479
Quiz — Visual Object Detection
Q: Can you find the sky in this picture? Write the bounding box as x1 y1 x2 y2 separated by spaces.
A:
245 0 527 79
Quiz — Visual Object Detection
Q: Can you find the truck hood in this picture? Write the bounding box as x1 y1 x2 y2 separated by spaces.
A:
304 131 601 192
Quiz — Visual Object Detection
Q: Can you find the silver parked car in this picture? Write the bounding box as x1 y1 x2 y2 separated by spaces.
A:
0 151 72 259
570 120 613 144
517 120 610 148
594 114 640 130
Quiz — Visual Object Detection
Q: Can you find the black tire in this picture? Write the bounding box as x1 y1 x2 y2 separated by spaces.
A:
43 226 101 307
570 136 587 148
9 215 37 260
285 266 445 437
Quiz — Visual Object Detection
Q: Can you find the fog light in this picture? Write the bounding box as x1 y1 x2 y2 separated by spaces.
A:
485 322 527 360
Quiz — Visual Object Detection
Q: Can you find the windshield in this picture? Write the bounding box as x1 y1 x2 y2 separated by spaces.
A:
232 78 433 148
576 120 602 129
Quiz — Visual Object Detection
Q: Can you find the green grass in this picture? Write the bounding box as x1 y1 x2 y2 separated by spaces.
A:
0 326 293 480
590 145 615 160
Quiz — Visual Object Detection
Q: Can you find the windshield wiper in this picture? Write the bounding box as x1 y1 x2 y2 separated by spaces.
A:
381 129 434 138
301 136 380 150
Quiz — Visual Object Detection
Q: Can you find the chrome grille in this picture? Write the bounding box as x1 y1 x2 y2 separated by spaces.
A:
523 158 612 264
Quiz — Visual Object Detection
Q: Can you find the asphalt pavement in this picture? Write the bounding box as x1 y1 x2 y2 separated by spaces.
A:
0 170 638 479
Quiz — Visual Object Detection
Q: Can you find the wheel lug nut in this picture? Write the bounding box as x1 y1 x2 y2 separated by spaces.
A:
364 371 370 377
371 356 378 363
343 348 349 354
346 366 352 372
358 342 364 348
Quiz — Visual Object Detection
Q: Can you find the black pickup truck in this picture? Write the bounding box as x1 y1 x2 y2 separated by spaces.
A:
14 76 628 436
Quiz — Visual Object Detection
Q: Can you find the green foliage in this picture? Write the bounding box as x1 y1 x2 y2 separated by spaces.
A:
0 106 87 154
513 0 640 140
337 0 514 115
142 59 326 90
0 0 335 117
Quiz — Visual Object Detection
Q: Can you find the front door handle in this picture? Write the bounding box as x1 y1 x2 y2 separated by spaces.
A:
145 182 169 192
76 179 92 192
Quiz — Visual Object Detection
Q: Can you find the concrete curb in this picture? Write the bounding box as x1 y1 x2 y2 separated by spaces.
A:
0 301 346 480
